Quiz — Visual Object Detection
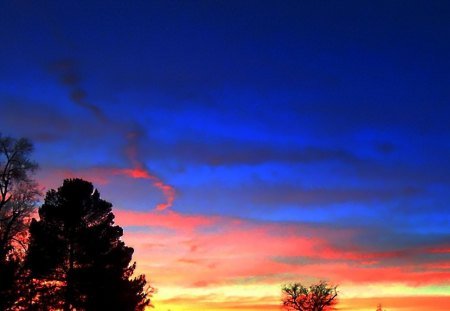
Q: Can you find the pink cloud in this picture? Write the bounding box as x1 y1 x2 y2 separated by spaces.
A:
115 209 218 233
37 163 175 211
114 207 450 292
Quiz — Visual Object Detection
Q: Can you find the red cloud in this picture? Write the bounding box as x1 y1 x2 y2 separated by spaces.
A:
116 207 450 293
111 167 175 211
122 132 176 211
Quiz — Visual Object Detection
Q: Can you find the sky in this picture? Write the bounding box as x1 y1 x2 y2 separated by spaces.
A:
1 1 450 310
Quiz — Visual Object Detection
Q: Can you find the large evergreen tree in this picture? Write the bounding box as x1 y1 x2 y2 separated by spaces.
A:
25 178 151 311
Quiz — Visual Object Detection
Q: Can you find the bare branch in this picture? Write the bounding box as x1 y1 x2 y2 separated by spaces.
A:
282 281 338 311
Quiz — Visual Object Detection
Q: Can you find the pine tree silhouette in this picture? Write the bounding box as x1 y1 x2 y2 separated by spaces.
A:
25 179 151 311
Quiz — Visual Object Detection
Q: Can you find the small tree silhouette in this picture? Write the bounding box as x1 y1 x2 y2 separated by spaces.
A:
282 280 338 311
25 178 152 310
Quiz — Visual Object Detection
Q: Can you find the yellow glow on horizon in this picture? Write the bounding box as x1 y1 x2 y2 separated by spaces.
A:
340 283 450 298
145 282 450 311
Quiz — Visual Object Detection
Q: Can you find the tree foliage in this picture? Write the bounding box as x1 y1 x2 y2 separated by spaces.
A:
282 281 338 311
25 178 152 311
0 134 40 310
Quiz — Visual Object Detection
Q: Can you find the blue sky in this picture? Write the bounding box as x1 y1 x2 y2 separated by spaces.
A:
2 0 449 246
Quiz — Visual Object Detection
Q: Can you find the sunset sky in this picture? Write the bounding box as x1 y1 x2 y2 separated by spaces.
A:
1 1 450 310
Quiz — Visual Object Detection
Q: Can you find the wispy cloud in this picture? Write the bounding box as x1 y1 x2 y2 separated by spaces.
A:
49 59 108 122
46 59 177 211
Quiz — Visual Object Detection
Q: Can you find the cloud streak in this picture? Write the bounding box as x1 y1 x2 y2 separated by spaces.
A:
49 59 108 122
121 130 176 211
48 59 176 211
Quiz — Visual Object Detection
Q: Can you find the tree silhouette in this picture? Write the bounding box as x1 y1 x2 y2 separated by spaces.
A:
282 281 338 311
25 178 152 311
0 134 40 310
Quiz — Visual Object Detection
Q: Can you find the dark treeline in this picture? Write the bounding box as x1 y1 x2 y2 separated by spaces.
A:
0 134 152 311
